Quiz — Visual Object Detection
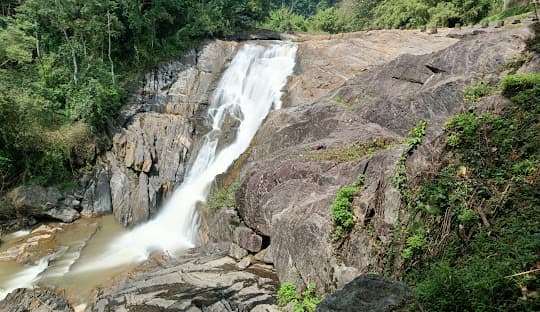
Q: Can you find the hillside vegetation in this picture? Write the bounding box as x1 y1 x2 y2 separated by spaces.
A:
400 39 540 309
0 0 532 192
0 0 275 189
261 0 531 33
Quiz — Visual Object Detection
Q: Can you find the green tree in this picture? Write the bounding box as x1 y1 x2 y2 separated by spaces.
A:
260 6 308 32
0 17 34 67
309 7 340 33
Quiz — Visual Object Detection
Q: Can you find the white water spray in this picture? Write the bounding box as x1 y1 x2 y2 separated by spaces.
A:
75 42 297 271
0 255 51 300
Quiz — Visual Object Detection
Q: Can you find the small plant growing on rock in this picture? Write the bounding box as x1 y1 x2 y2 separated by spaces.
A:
208 179 241 209
392 120 428 201
277 282 323 312
331 185 357 241
354 174 366 188
500 53 529 72
462 81 495 103
277 282 298 306
306 138 393 163
402 228 427 260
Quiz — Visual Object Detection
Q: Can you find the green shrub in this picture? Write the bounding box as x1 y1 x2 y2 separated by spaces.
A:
392 120 428 200
277 282 298 306
462 82 494 103
331 186 356 225
354 174 365 188
208 180 241 209
501 73 540 97
260 7 308 32
480 4 533 23
457 208 478 224
278 282 323 312
405 72 540 310
444 113 483 149
402 228 427 260
308 7 341 33
295 283 324 312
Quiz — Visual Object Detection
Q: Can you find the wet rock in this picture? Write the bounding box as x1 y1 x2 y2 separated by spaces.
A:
81 168 112 217
44 207 80 223
0 224 61 263
89 244 279 311
232 30 283 41
316 275 410 312
233 226 263 253
0 288 74 312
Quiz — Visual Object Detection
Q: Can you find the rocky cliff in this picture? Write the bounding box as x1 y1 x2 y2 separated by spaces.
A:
85 41 238 226
78 25 536 308
234 27 532 291
1 22 535 311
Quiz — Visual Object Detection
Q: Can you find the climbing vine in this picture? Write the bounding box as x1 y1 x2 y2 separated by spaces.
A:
392 120 428 202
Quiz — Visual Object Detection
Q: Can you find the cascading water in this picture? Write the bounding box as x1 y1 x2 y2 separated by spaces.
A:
74 42 298 272
0 42 297 299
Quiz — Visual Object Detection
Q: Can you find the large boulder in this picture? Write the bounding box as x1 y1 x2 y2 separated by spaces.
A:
44 207 80 223
7 186 62 214
5 186 81 223
316 275 410 312
236 27 532 291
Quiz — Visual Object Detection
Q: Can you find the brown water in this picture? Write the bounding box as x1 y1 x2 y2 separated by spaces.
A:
0 215 135 304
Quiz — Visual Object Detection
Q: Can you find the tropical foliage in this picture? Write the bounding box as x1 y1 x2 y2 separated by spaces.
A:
0 0 270 188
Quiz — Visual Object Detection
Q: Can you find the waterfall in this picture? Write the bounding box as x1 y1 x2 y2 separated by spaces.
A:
76 42 298 271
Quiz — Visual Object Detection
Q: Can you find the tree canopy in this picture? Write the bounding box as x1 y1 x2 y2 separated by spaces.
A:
0 0 270 188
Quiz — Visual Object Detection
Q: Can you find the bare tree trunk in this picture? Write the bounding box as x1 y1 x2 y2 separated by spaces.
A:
35 29 41 59
107 10 115 84
62 29 78 85
83 39 87 59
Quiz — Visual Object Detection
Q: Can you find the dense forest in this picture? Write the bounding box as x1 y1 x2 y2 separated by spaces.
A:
0 0 273 190
0 0 522 191
262 0 520 33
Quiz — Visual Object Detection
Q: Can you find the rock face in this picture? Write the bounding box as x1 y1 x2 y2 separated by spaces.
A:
87 40 238 226
89 244 279 312
0 288 74 312
6 186 63 213
286 30 459 108
316 275 410 312
236 27 532 291
80 168 112 217
233 226 263 253
5 186 81 223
